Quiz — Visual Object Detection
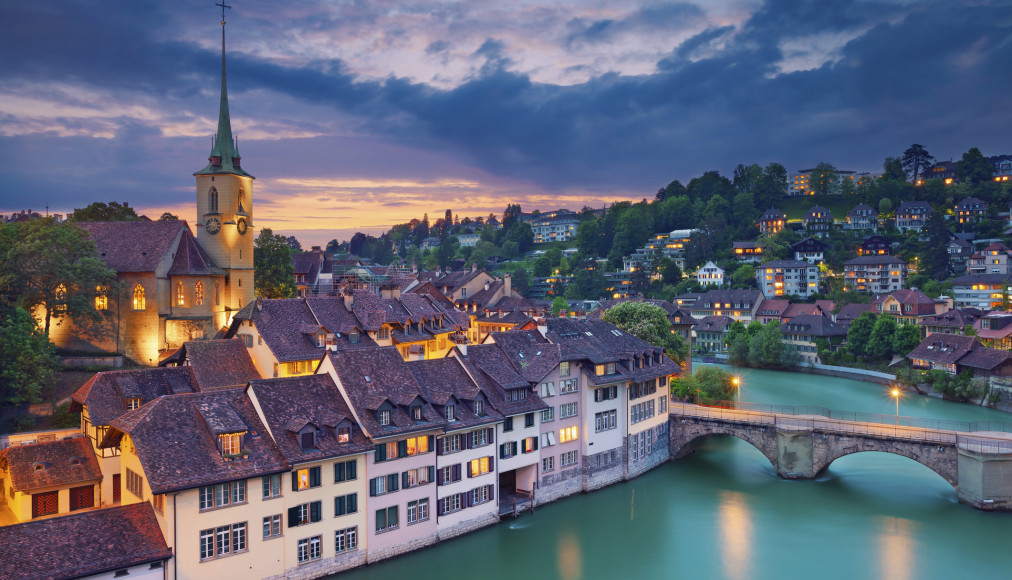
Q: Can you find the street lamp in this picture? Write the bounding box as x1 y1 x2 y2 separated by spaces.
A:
732 376 741 405
891 387 900 424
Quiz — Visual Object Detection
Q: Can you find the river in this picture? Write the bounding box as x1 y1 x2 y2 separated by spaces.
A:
332 365 1012 580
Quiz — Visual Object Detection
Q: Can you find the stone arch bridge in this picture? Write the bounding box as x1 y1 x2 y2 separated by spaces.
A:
668 402 1012 511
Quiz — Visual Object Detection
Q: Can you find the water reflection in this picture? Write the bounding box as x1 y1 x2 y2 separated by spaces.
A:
556 532 582 580
718 490 753 580
878 516 916 580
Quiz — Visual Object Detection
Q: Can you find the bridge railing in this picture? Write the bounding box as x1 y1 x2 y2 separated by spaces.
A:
699 401 1012 434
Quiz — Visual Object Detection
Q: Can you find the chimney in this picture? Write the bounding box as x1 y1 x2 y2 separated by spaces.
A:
504 273 512 297
311 245 322 252
472 263 477 273
536 317 548 337
256 298 263 311
343 290 354 310
453 334 468 356
484 281 490 291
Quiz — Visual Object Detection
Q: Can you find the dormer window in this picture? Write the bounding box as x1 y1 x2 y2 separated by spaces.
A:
474 399 484 416
126 398 142 411
378 410 391 426
300 430 316 451
317 334 326 347
411 406 422 421
220 432 244 458
350 331 359 344
337 426 351 443
378 327 390 340
446 405 456 422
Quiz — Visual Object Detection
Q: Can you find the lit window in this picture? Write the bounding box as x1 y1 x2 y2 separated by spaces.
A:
194 281 204 306
378 410 390 426
176 281 185 306
95 285 108 311
221 433 242 457
133 284 146 310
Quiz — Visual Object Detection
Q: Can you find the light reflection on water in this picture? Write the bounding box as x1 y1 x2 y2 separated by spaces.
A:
878 516 916 580
718 491 752 580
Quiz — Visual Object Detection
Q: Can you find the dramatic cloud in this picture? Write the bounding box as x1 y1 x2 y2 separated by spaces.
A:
1 0 1010 245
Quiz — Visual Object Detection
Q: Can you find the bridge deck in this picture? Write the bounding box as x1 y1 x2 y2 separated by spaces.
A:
670 402 1012 454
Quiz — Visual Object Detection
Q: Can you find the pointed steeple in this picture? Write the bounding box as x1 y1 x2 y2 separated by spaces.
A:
195 5 253 178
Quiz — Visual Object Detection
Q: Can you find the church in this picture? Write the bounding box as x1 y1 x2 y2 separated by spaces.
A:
51 24 255 365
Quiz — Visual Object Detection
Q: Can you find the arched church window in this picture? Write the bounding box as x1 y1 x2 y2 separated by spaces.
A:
95 285 108 311
194 281 204 306
209 186 219 213
54 284 67 312
176 281 185 306
133 284 146 311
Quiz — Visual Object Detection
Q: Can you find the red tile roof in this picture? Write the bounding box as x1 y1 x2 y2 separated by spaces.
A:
1 437 101 493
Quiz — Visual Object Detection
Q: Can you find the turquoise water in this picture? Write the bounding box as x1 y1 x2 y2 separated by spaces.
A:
333 366 1012 580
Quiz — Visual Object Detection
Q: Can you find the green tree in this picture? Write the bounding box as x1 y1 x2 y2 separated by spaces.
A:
731 264 756 288
602 301 688 365
918 212 951 280
565 268 607 300
68 201 141 222
879 197 893 215
0 307 60 412
158 212 179 221
892 323 922 356
0 219 117 336
846 312 877 356
747 322 790 368
957 147 993 185
533 255 552 277
867 315 898 359
659 258 683 286
551 296 568 316
882 157 906 181
672 366 735 404
901 144 935 184
510 268 531 296
809 163 840 196
575 219 601 257
724 320 747 348
253 228 296 299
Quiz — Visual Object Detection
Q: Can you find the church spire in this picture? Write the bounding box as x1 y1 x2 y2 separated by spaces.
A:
196 2 252 177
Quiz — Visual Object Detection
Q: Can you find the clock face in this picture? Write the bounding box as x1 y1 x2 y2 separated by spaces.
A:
205 216 221 235
237 217 248 235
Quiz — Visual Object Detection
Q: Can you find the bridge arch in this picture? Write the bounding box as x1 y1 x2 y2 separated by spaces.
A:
813 446 958 489
671 422 779 472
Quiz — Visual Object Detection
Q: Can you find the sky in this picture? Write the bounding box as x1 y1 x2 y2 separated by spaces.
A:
1 0 1011 246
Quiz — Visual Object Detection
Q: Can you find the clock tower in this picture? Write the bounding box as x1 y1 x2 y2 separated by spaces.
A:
194 5 254 322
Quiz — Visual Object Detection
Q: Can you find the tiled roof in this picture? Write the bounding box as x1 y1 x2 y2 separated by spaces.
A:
757 299 790 316
306 297 368 336
453 344 550 416
1 437 101 492
693 289 763 309
70 367 199 426
103 390 288 494
951 273 1012 285
0 503 172 580
76 220 188 273
759 208 784 220
888 289 936 306
233 298 321 362
159 339 260 389
488 330 559 383
326 347 445 439
758 259 816 269
955 197 987 210
958 347 1011 370
248 374 373 464
847 203 876 217
476 310 532 325
844 255 907 266
693 315 734 333
782 303 822 319
733 241 760 250
835 303 876 324
780 314 847 338
804 206 832 219
407 358 504 431
906 333 978 365
545 318 680 383
922 309 980 329
167 230 223 276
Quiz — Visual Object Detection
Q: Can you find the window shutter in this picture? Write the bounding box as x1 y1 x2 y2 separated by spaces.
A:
287 506 298 527
397 440 408 458
452 464 461 482
348 461 357 480
335 462 345 483
376 509 385 531
310 467 321 488
464 491 472 508
402 471 409 489
388 507 398 527
488 456 494 471
335 496 345 516
437 468 444 486
428 466 435 482
488 484 494 500
291 471 298 492
427 435 434 451
375 444 386 462
541 434 548 447
467 460 474 478
369 478 378 497
534 437 539 451
486 427 494 443
511 442 517 456
388 473 399 492
499 443 505 459
437 438 445 456
549 432 556 446
437 499 445 516
348 494 357 513
310 501 321 522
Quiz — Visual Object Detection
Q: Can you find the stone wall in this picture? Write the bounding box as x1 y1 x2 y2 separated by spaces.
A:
264 549 367 580
628 424 670 479
582 445 625 491
438 511 499 541
537 464 583 504
366 531 439 564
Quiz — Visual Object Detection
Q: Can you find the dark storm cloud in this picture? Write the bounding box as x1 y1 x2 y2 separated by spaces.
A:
1 0 1011 214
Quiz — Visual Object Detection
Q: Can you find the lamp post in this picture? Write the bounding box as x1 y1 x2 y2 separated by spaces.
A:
891 387 900 424
732 376 741 405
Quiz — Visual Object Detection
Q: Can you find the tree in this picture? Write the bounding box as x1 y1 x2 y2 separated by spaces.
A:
601 302 688 365
918 212 951 280
286 236 303 253
724 320 747 348
659 258 682 286
551 296 568 316
510 268 531 296
672 366 735 404
867 315 898 359
846 312 877 356
0 219 117 336
879 197 893 215
809 163 840 196
575 220 601 257
902 144 935 184
533 255 552 277
893 323 921 356
731 264 756 288
957 147 993 185
68 201 141 222
0 307 60 412
253 228 296 299
882 157 907 182
158 212 179 221
747 322 791 368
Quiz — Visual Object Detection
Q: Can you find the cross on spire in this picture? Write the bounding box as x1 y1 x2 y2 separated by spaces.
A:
216 2 231 26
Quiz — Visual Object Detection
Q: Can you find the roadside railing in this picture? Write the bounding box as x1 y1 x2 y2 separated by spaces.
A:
670 402 1012 453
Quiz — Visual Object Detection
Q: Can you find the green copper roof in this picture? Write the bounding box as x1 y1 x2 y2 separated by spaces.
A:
195 22 254 178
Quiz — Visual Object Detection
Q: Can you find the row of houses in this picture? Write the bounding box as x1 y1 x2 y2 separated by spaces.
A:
0 317 679 580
